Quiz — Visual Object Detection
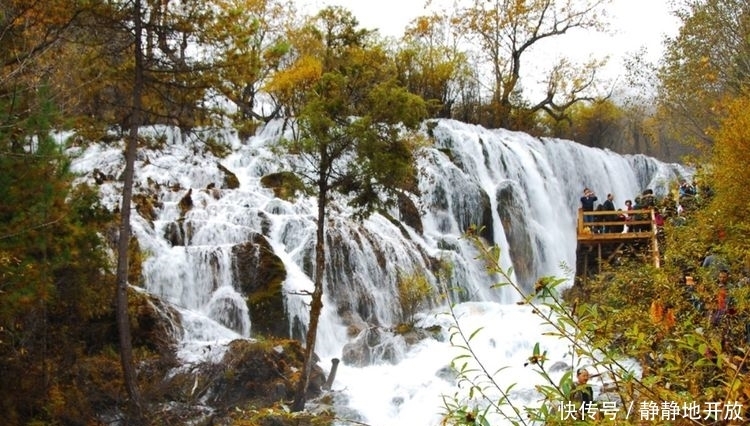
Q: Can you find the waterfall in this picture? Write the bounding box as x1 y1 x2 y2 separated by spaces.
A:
69 119 687 423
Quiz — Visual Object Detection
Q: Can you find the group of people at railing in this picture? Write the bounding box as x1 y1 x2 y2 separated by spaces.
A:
580 187 659 234
579 177 711 238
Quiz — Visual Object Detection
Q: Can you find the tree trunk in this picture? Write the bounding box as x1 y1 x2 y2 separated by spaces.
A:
115 0 144 421
291 183 327 411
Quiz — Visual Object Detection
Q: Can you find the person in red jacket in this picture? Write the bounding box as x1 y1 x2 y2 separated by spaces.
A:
710 269 734 326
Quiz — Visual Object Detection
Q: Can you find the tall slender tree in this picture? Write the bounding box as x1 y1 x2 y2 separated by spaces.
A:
114 0 144 420
267 6 427 411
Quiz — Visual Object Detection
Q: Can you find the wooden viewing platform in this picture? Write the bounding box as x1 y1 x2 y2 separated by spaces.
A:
576 208 661 278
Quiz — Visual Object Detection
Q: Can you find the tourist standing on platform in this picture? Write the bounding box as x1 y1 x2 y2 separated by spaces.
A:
623 199 634 232
581 188 598 225
602 193 616 232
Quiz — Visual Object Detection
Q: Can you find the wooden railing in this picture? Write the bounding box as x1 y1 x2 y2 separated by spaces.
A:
577 208 656 239
577 208 661 267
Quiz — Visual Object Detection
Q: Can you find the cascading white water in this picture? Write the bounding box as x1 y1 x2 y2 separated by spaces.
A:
69 119 686 423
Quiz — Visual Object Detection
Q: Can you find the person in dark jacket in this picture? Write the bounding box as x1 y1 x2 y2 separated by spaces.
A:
602 193 616 232
580 188 598 225
571 368 595 414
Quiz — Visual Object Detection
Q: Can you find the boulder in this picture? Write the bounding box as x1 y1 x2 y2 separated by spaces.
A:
232 233 289 338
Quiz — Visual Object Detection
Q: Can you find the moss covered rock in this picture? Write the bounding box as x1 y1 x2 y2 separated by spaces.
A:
197 339 324 409
261 171 306 201
178 188 193 217
232 233 289 338
133 192 160 224
218 163 240 189
397 191 423 235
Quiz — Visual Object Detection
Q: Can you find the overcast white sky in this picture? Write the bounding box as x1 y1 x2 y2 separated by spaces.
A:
302 0 679 54
298 0 680 93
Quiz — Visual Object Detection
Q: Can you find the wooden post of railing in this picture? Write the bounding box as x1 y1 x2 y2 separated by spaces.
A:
651 209 660 268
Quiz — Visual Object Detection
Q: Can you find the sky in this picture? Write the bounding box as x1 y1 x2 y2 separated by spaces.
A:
302 0 679 54
299 0 681 95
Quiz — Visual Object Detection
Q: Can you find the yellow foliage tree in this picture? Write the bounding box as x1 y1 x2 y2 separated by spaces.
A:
396 14 471 118
658 0 750 152
452 0 611 130
203 0 295 127
709 94 750 221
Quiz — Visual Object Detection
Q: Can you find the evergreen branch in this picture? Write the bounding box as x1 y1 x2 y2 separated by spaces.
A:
0 215 67 240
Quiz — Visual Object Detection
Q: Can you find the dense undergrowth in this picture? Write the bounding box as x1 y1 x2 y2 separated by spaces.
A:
566 199 750 424
441 187 750 425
